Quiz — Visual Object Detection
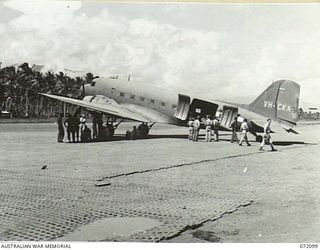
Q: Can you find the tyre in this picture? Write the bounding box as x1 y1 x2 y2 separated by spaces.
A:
256 135 263 142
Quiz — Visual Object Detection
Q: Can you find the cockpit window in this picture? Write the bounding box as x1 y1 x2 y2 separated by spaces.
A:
150 99 155 104
140 97 145 101
130 95 135 99
120 92 125 97
161 102 166 106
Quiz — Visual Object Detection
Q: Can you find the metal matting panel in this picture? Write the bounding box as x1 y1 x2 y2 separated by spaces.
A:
0 168 251 242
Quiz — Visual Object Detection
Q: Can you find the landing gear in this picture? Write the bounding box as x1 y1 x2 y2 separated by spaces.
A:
106 118 124 137
256 135 263 143
138 122 156 137
126 122 156 140
91 112 123 141
138 123 149 136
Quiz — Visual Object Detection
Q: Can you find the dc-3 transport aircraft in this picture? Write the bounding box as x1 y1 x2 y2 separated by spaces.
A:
42 78 300 142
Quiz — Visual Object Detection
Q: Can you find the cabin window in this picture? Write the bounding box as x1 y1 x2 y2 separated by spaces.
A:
150 99 155 104
130 95 135 99
140 97 145 102
161 102 166 106
120 92 125 97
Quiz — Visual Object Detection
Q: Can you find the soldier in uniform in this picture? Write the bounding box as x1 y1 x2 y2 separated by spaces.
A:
72 113 80 142
81 125 92 142
80 114 86 132
192 116 201 142
57 113 65 143
259 119 277 151
64 113 72 143
239 118 251 146
229 116 239 143
205 115 213 142
92 112 103 140
212 116 220 141
187 117 194 140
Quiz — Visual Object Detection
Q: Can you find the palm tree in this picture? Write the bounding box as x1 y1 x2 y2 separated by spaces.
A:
0 66 20 115
0 63 101 118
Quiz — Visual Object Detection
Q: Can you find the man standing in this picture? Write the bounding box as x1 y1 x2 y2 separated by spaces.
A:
187 117 194 140
259 119 277 151
57 113 65 143
205 115 212 142
71 113 80 142
229 116 239 143
92 112 103 140
80 114 86 132
192 116 201 142
64 113 72 143
239 118 251 146
212 116 220 141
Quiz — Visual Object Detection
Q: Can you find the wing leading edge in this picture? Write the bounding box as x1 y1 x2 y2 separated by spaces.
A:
40 93 150 123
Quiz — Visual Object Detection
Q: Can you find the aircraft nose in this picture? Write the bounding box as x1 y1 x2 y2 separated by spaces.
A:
84 84 96 96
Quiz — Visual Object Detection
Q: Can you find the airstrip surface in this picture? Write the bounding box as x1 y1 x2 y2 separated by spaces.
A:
0 122 319 242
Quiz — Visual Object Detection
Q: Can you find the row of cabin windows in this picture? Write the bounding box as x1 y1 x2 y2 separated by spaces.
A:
119 91 174 108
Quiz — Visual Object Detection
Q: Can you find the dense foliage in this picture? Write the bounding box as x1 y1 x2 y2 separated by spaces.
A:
0 63 98 118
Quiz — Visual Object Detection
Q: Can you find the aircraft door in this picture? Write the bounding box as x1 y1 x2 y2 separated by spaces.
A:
220 106 238 128
174 94 191 121
189 99 219 121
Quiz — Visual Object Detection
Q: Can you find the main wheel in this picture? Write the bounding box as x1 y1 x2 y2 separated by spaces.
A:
256 135 263 143
138 124 149 136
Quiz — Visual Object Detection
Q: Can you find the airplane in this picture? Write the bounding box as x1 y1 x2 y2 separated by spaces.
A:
41 78 300 142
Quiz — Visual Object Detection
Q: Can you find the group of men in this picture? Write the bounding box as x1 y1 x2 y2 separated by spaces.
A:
188 115 220 142
57 111 119 143
57 112 91 143
187 115 277 151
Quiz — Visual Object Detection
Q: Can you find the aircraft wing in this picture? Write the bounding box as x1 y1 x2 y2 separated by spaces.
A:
41 93 151 122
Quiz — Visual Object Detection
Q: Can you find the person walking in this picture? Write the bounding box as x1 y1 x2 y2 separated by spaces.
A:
212 116 220 141
239 118 251 146
205 115 213 142
259 119 277 151
229 116 239 143
192 116 201 142
57 113 65 143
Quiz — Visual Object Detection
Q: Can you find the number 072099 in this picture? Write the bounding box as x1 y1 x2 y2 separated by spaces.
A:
300 244 318 248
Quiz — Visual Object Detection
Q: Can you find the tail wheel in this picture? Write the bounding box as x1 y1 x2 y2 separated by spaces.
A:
256 135 263 143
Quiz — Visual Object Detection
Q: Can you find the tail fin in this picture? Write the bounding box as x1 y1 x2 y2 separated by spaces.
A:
249 80 300 124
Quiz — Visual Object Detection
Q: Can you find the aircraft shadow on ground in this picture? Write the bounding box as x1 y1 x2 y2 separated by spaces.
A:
76 134 188 143
77 133 233 143
74 135 307 145
272 141 309 146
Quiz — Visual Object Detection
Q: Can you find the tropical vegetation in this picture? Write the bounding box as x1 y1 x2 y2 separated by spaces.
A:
0 62 98 118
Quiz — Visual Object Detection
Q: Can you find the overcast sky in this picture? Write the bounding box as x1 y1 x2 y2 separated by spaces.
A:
0 1 319 104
